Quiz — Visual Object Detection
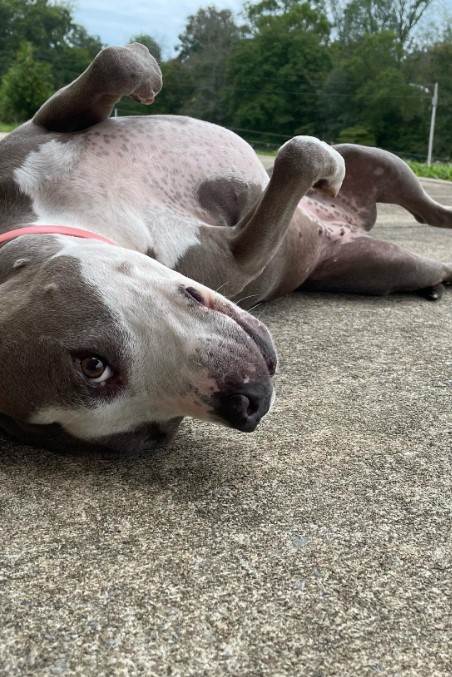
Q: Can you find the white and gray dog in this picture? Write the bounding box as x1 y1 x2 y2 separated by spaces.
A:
1 44 451 457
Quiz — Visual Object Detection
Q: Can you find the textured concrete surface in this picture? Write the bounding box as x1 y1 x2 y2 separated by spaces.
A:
1 177 452 676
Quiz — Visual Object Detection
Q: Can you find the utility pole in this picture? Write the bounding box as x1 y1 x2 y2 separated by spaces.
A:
426 82 438 166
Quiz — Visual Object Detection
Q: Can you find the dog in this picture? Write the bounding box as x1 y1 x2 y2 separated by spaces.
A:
1 43 451 457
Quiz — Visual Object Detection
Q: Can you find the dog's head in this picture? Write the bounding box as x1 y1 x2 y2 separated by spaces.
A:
0 234 276 457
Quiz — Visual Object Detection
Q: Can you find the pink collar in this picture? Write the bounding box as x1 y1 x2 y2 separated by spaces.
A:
0 225 117 247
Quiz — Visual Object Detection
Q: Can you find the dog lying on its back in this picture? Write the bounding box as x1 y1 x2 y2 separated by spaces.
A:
0 43 451 457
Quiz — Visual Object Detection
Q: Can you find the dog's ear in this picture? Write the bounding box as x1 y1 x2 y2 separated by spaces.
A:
0 240 25 283
0 242 33 420
0 236 58 283
0 237 61 420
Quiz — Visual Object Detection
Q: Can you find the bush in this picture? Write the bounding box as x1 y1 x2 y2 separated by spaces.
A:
407 161 452 181
337 125 376 146
0 122 17 132
0 42 54 123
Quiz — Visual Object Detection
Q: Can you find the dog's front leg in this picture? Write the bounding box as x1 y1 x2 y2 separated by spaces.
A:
229 137 345 281
33 43 162 133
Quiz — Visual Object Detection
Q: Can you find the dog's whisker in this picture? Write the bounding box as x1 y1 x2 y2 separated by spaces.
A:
235 293 258 306
56 409 87 427
215 281 230 294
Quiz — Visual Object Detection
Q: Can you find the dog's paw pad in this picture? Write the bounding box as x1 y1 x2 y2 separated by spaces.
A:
131 92 156 105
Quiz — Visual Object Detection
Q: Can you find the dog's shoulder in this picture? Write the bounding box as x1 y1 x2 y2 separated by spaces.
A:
0 121 56 171
0 123 53 227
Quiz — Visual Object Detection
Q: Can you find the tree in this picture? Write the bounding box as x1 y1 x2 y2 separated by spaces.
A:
406 39 452 158
0 42 54 122
173 6 242 123
0 0 103 86
152 59 195 116
320 0 442 154
177 6 242 61
330 0 435 52
337 125 376 145
321 30 428 151
227 0 332 140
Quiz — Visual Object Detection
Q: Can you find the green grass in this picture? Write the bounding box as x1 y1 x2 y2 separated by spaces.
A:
406 160 452 181
0 121 17 132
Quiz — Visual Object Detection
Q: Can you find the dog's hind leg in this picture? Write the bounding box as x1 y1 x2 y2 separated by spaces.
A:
332 144 452 230
33 43 162 133
302 233 452 300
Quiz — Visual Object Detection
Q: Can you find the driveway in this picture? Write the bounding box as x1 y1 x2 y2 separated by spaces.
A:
1 163 452 675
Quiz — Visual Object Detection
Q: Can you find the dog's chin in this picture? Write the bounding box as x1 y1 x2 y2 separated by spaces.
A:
0 412 183 459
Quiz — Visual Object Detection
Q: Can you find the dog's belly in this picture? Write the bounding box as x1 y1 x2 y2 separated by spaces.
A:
13 116 268 268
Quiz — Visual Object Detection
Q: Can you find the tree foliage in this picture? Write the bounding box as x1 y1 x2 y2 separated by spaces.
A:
320 30 428 151
226 1 331 138
0 0 103 86
332 0 435 51
319 0 446 156
130 33 162 62
159 0 449 159
0 41 54 122
405 40 452 157
0 0 451 161
170 7 242 123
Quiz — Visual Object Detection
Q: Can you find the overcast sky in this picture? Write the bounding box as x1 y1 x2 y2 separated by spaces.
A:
73 0 246 57
73 0 452 57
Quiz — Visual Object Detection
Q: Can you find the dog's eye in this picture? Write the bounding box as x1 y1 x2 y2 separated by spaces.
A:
79 356 113 383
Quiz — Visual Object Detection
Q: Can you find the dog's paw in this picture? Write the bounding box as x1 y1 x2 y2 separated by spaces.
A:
277 136 345 197
126 43 162 104
417 283 445 301
94 44 162 105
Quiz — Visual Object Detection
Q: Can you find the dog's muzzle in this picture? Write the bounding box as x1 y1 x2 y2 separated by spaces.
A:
182 285 277 432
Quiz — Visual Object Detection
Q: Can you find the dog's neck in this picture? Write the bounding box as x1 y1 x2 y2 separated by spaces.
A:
0 225 117 249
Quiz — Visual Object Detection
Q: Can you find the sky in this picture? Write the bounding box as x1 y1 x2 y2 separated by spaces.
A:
73 0 245 57
73 0 452 57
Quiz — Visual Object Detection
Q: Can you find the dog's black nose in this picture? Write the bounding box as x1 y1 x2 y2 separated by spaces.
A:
212 383 273 432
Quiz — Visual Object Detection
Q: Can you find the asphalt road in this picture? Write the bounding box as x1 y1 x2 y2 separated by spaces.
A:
1 158 452 675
